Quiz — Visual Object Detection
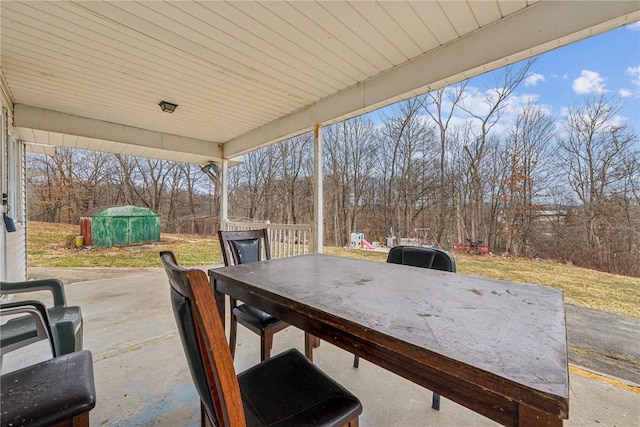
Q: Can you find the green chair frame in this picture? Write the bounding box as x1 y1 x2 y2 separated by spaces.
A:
1 279 83 366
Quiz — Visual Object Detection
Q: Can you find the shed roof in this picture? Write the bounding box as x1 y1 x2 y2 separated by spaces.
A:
80 206 159 218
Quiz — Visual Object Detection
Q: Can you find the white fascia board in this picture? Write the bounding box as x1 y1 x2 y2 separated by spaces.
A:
14 104 222 159
223 0 640 158
1 72 15 130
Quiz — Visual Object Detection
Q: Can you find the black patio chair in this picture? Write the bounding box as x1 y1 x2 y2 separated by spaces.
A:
160 250 362 427
353 245 456 411
1 350 96 427
218 229 303 362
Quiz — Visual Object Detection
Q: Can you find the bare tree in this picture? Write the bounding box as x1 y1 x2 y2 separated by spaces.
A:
276 134 313 224
129 158 177 212
557 95 638 269
424 82 468 245
112 154 137 205
374 98 438 240
460 60 535 246
324 117 377 245
229 145 281 220
500 102 556 255
26 153 63 222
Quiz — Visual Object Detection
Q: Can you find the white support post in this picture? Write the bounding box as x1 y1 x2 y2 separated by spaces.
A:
220 159 229 231
313 124 323 253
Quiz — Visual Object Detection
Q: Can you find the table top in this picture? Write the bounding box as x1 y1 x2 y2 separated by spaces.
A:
209 253 569 417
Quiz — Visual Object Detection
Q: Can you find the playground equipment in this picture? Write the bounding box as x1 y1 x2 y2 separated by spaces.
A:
350 232 376 250
361 239 374 250
350 232 364 248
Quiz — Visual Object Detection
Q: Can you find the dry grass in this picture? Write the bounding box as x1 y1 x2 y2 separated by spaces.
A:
28 221 639 317
28 221 222 268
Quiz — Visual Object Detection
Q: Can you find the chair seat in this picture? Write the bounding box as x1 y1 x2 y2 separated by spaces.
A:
234 303 284 331
0 350 96 427
1 306 82 349
1 315 41 348
239 349 362 427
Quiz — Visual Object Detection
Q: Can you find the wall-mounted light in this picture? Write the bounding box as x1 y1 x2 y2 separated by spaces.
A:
201 161 221 185
158 101 178 113
201 161 220 175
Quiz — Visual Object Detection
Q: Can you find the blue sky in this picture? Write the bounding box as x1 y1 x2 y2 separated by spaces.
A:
522 22 640 130
378 21 640 144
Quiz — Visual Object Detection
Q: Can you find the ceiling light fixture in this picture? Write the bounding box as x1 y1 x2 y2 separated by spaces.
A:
158 101 178 113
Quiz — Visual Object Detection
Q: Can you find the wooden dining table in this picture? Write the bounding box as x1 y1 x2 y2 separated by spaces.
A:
208 253 569 426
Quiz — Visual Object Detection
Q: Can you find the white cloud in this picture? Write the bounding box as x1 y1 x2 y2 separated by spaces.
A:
626 66 640 86
572 70 607 94
619 88 632 97
524 73 545 86
557 104 628 139
626 21 640 31
449 86 546 137
620 66 640 99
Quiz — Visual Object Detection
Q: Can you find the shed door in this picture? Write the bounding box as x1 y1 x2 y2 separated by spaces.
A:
129 216 153 243
110 217 130 246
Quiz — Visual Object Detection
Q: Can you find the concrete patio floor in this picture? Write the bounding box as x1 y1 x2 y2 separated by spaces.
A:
2 267 639 426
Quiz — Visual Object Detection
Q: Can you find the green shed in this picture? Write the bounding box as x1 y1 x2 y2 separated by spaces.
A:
80 206 160 248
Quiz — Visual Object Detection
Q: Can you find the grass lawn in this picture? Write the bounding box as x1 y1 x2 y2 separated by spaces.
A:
28 221 639 318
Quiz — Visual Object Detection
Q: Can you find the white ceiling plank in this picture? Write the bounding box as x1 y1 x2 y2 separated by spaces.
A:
48 132 64 146
309 2 392 71
2 36 297 139
238 1 371 79
32 129 49 144
3 54 278 132
68 1 320 99
117 1 346 93
499 0 529 16
308 2 403 67
349 1 422 60
439 1 480 36
410 1 458 44
1 9 305 116
3 69 256 141
169 1 359 89
468 1 503 27
62 134 78 147
379 1 439 54
33 1 320 102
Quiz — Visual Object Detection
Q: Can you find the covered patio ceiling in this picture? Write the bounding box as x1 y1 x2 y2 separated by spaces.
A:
2 1 639 165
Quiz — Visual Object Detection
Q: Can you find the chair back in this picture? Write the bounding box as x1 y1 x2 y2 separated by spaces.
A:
387 246 456 272
218 229 271 266
160 251 246 427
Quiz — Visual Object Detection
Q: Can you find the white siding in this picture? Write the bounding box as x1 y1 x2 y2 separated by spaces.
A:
6 135 27 281
1 75 27 282
1 100 7 280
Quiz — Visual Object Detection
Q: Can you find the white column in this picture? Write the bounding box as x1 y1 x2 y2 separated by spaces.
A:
220 159 229 231
313 124 323 253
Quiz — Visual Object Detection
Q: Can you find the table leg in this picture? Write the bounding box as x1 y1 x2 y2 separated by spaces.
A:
212 278 226 326
518 403 562 426
304 333 314 361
